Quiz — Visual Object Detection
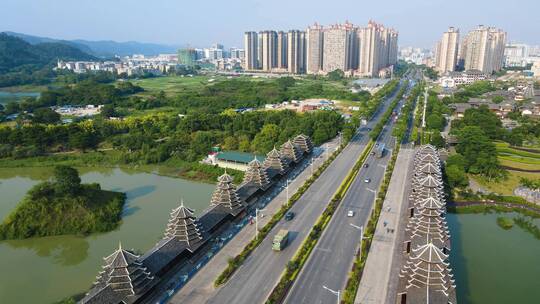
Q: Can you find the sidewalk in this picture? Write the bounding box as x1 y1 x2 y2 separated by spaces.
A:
355 147 414 304
166 137 341 304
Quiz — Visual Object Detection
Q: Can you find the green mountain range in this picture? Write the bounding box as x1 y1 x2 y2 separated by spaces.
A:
0 33 97 73
3 31 182 57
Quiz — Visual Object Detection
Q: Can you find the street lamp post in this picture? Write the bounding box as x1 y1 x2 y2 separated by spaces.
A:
286 179 290 207
350 224 370 259
255 208 266 240
322 285 340 304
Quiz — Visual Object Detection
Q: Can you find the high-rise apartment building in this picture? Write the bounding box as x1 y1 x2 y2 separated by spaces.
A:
288 30 306 74
244 32 258 70
435 27 460 73
260 31 278 71
306 23 324 74
462 25 506 74
243 21 397 76
358 22 381 77
277 31 288 69
322 25 353 73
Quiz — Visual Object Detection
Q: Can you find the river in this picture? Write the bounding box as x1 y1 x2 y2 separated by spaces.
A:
1 167 539 303
447 212 540 304
0 167 215 304
0 91 41 104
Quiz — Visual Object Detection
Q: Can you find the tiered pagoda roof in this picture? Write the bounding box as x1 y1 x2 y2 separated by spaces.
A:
263 147 288 174
210 171 245 216
399 242 456 303
280 140 303 163
293 134 314 154
242 157 271 190
82 243 154 303
164 200 203 249
397 145 456 304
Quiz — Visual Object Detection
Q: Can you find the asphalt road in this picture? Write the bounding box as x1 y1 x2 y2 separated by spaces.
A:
205 81 406 304
283 76 416 304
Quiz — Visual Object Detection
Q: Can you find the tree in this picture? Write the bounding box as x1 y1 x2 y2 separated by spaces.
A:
446 164 468 188
32 108 61 124
430 132 445 148
426 113 444 131
222 136 238 150
456 126 503 179
276 77 296 89
251 124 280 153
327 69 345 81
100 104 117 118
492 95 504 103
53 165 81 195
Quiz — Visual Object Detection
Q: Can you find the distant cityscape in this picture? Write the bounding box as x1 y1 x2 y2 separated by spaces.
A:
243 21 398 77
55 23 540 83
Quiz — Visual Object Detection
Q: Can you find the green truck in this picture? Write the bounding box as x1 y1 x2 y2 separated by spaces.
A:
272 229 289 251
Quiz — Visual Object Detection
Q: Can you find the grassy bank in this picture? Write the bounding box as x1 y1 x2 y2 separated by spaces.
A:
0 150 244 184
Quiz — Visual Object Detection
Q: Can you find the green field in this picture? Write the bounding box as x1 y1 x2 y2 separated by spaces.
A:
473 170 539 196
495 142 540 169
128 75 227 95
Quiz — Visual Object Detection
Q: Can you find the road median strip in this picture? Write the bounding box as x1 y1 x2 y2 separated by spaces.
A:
214 141 345 287
342 81 422 304
265 140 375 304
213 80 402 288
264 80 407 304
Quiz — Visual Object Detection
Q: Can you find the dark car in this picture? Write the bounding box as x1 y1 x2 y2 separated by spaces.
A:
285 212 295 221
363 163 369 168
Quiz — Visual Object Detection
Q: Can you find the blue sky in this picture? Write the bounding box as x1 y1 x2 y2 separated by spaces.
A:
1 0 539 48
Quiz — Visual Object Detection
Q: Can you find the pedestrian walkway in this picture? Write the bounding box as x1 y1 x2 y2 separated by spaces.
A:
355 147 414 304
164 137 341 304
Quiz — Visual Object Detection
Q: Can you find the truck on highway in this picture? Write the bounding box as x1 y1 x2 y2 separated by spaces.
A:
272 229 289 251
376 143 385 158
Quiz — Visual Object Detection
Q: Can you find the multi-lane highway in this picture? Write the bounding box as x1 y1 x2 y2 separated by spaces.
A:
283 75 417 304
201 81 406 304
283 93 408 304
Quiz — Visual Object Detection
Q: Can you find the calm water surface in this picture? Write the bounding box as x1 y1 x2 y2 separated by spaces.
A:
0 167 214 303
0 91 41 104
447 212 540 304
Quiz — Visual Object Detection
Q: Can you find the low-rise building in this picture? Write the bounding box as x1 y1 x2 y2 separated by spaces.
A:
439 69 489 87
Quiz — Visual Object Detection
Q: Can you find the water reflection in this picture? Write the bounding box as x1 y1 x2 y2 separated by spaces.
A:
4 235 89 266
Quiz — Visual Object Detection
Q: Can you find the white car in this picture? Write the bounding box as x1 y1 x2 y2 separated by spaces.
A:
348 210 355 217
364 178 371 183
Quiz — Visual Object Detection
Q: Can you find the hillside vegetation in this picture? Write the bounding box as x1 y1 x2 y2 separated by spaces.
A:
0 33 95 73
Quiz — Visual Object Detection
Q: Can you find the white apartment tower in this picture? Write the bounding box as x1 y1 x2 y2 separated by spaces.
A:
287 30 306 74
463 25 507 74
358 22 381 77
244 31 258 70
306 23 324 74
277 31 288 69
435 27 460 73
322 25 354 73
260 31 278 71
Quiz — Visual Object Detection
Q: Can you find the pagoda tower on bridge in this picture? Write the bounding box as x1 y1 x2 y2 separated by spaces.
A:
85 243 154 301
164 199 204 249
263 146 288 174
280 140 303 163
210 171 245 215
293 134 314 154
242 157 271 190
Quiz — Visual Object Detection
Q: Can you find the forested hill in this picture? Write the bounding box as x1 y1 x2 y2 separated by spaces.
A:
0 33 96 73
